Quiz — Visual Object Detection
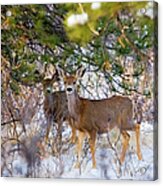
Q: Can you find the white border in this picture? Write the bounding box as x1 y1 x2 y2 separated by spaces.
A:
0 0 162 186
0 0 156 5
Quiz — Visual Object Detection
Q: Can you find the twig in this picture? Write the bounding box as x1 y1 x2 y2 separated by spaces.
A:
116 14 149 61
1 119 20 126
107 133 122 178
104 72 144 96
78 3 99 36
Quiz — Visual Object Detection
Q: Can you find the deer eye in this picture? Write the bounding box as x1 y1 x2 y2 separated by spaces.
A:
73 81 76 85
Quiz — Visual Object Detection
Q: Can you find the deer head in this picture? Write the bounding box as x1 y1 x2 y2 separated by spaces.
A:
56 65 86 95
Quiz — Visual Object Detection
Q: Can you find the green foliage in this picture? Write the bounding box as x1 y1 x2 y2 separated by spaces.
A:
10 80 20 94
64 2 149 44
1 2 156 96
112 63 124 76
11 61 37 85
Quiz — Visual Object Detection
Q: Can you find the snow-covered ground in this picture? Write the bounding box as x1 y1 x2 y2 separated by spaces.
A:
2 121 155 180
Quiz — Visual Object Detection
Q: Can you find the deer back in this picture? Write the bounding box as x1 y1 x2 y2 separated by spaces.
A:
76 96 134 133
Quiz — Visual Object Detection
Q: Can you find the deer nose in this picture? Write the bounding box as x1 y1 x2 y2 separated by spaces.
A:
67 87 73 92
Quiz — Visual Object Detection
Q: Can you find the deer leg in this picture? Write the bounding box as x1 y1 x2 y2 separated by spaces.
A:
120 131 130 164
135 123 142 160
68 117 76 143
71 126 76 144
89 131 96 169
75 131 85 169
45 126 50 142
57 122 62 156
45 117 51 143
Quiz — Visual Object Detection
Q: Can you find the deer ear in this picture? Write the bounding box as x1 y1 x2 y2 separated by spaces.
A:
76 65 86 78
45 63 56 79
56 65 66 78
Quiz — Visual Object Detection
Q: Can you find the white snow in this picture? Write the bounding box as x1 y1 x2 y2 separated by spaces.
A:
91 3 101 10
67 13 88 27
6 10 12 17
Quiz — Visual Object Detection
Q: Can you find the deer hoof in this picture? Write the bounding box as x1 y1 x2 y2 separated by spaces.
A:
92 164 96 169
120 156 125 164
74 162 80 169
138 152 142 160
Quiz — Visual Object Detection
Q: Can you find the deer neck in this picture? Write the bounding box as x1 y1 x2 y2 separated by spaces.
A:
67 90 81 121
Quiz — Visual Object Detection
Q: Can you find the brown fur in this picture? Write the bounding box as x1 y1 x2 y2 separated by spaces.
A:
57 66 142 168
43 78 76 143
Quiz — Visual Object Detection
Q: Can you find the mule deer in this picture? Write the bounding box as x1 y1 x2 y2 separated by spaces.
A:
42 68 76 144
57 65 142 168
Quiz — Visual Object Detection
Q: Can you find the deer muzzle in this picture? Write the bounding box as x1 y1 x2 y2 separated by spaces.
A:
66 86 74 94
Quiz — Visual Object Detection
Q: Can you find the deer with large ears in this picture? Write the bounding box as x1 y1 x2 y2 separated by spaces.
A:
57 65 142 168
42 65 76 144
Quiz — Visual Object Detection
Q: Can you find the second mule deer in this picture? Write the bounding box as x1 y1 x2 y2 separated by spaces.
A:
42 68 76 144
57 65 142 168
